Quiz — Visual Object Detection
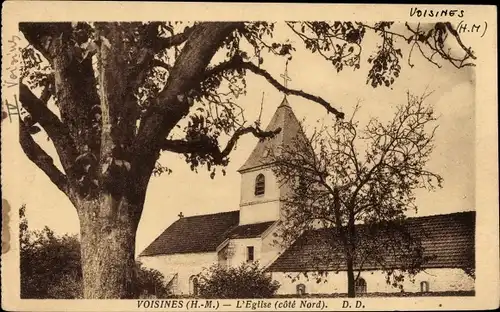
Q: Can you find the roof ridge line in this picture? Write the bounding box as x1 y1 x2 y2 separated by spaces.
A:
406 210 475 220
181 210 239 220
306 211 476 234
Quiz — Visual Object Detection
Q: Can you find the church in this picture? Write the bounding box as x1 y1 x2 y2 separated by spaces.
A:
138 96 475 297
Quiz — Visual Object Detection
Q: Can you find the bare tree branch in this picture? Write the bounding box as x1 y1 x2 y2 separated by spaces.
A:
153 25 196 52
19 83 79 174
133 22 243 155
151 59 172 71
21 22 102 157
19 120 69 196
127 24 197 91
404 22 476 69
162 125 281 165
203 55 345 119
271 91 441 294
19 22 73 63
39 74 55 104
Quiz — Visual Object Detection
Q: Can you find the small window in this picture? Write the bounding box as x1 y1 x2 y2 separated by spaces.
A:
420 281 429 292
255 174 265 196
190 275 199 296
355 278 367 295
247 246 254 262
296 283 306 296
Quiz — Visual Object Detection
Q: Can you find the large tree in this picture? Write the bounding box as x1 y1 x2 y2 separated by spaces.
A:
271 92 442 297
19 205 171 299
18 21 474 298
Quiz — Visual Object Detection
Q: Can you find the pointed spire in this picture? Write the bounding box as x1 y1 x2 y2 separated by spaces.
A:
278 96 291 108
238 95 306 173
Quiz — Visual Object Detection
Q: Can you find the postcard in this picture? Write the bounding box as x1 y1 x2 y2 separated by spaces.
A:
1 2 498 311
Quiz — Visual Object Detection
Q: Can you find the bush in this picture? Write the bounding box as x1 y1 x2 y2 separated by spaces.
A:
136 261 172 298
20 205 171 299
198 262 280 298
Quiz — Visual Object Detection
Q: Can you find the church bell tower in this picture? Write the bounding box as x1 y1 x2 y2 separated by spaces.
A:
237 94 307 225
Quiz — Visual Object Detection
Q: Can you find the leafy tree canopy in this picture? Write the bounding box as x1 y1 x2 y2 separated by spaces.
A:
19 21 475 186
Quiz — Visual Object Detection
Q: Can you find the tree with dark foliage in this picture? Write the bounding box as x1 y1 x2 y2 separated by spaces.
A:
18 21 474 298
198 262 280 298
20 205 171 299
271 92 442 297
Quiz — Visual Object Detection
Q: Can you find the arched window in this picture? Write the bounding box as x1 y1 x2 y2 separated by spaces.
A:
355 278 367 295
255 174 265 196
190 275 200 296
420 281 429 292
296 283 306 296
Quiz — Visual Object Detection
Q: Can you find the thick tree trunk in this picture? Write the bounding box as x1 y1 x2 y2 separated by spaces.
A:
78 196 141 299
346 255 356 298
19 21 241 300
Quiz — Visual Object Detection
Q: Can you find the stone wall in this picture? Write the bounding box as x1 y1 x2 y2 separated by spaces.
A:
139 252 217 295
271 268 474 295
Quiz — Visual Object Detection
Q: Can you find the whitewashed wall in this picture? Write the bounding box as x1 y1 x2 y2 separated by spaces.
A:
139 252 217 295
239 167 281 225
271 268 475 295
224 232 283 269
225 237 261 266
261 225 285 268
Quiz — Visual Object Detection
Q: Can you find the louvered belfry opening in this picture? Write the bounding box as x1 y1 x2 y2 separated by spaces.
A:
255 174 265 196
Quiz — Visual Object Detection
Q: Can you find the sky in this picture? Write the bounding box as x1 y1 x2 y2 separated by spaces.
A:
1 22 475 256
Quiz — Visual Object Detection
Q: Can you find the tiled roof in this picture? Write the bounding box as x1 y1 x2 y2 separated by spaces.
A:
140 211 240 256
267 211 475 272
227 221 276 239
140 212 277 256
238 97 307 172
